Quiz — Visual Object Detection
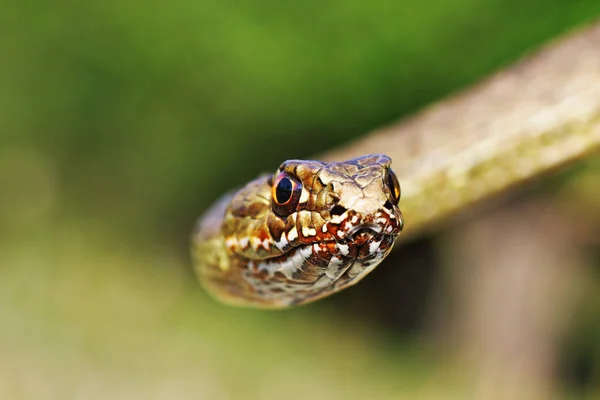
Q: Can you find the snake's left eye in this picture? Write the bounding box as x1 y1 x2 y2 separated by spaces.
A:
386 169 401 205
271 173 302 217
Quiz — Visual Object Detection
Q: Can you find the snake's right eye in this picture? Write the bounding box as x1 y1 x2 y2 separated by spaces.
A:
385 169 401 205
271 173 302 217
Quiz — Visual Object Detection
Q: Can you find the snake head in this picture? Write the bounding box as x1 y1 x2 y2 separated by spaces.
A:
215 154 404 307
270 154 403 253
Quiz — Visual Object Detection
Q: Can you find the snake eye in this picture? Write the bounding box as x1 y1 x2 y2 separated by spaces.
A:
271 173 302 217
386 169 401 205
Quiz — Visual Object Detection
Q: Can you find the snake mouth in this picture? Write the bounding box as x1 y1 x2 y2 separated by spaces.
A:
249 220 398 284
343 222 388 250
245 229 397 304
347 224 383 246
261 229 394 268
347 223 382 236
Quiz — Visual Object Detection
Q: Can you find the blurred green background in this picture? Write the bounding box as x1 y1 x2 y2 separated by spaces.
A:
1 0 600 398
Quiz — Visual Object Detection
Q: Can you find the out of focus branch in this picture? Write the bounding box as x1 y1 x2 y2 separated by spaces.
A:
437 200 590 399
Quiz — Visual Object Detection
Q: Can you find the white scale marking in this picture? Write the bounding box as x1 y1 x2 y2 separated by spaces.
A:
381 207 394 216
302 226 317 237
300 246 313 259
274 232 289 251
299 187 310 203
225 236 237 248
278 254 299 279
257 246 314 280
338 243 349 256
329 214 348 225
251 237 262 250
287 227 298 241
368 240 381 255
262 239 270 250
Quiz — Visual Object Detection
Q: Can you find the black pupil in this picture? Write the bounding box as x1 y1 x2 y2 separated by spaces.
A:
276 178 293 203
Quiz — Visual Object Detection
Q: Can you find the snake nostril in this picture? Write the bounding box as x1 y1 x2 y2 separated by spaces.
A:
330 205 347 217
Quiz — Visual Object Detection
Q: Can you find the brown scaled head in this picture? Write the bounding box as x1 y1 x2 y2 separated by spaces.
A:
218 154 404 308
268 154 403 255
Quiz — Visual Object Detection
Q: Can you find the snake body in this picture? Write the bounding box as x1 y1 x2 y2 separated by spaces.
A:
192 155 403 308
192 23 600 309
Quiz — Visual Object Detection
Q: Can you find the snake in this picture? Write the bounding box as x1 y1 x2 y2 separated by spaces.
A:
192 22 600 309
192 155 404 308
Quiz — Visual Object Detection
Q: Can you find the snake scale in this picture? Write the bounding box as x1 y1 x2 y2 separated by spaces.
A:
192 22 600 308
